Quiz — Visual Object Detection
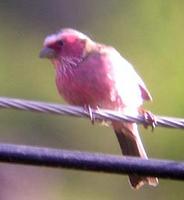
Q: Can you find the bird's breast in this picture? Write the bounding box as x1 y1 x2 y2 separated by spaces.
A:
55 54 123 109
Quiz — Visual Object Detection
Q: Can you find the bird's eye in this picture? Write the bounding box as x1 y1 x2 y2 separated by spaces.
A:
57 40 64 47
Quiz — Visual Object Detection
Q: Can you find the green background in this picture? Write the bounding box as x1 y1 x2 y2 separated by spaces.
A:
0 1 183 199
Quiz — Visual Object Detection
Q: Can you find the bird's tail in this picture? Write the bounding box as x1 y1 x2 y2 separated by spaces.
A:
113 122 158 189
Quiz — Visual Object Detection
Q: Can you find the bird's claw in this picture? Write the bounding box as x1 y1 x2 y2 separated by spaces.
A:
84 105 95 124
142 111 157 131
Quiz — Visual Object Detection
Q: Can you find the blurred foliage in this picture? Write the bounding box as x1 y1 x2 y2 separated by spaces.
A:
0 0 184 199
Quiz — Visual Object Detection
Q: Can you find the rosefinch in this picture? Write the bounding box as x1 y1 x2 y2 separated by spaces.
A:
39 28 158 189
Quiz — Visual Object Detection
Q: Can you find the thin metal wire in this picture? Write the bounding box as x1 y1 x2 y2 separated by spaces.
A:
0 96 184 129
0 143 183 180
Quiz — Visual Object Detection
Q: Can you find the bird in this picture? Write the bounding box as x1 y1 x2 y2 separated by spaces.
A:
39 28 158 189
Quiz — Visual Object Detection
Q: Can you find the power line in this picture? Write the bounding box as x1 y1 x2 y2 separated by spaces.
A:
0 96 183 182
0 143 183 180
0 96 183 129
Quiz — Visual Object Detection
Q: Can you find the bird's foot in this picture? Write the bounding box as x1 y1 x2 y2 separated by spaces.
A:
84 105 95 124
84 105 110 126
140 109 157 131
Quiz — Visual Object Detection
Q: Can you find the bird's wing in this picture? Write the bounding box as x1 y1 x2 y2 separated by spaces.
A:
134 72 152 101
101 46 152 102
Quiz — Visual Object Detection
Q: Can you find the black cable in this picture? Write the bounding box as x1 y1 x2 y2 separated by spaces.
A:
0 143 183 180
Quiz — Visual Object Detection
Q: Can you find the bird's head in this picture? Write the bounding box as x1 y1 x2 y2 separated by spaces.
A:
39 28 94 61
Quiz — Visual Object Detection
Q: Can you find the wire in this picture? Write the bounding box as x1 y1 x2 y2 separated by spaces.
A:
0 97 183 181
0 96 183 129
0 143 183 180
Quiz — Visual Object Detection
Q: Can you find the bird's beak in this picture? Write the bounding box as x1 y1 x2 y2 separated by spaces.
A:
39 47 57 59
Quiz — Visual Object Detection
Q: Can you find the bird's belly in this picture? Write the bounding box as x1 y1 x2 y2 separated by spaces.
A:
56 67 122 109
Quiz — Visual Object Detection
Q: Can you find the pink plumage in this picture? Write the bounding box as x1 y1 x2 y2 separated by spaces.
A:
40 28 158 189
